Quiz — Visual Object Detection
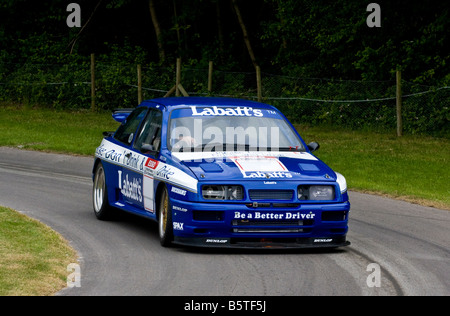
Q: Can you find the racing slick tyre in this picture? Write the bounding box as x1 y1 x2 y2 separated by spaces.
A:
93 162 114 220
158 186 174 247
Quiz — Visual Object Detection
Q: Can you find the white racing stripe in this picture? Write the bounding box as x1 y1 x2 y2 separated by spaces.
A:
95 139 198 193
172 151 318 162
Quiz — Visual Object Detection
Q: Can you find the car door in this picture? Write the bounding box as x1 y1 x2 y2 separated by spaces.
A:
131 108 163 214
112 107 149 211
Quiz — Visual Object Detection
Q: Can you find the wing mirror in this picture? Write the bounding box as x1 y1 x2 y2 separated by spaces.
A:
307 142 320 152
112 108 134 123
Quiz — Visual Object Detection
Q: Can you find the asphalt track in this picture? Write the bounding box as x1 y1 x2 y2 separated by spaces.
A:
0 147 449 296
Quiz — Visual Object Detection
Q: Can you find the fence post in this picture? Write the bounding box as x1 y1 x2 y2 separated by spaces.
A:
208 61 213 93
256 65 262 102
91 53 96 111
164 58 189 97
396 70 403 137
137 64 142 105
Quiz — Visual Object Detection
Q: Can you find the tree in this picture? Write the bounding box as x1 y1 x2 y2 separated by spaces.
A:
231 0 259 69
0 0 448 84
149 0 165 62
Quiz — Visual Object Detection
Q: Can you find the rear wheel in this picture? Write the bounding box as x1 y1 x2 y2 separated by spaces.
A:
158 186 173 247
93 162 114 220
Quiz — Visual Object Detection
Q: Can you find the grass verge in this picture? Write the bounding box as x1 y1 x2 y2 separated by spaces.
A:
0 206 78 296
298 124 449 210
0 104 120 156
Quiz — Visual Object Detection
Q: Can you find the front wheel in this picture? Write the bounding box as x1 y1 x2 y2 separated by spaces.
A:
158 186 173 247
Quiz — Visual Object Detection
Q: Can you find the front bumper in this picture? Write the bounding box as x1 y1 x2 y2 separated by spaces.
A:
174 236 350 249
170 198 351 249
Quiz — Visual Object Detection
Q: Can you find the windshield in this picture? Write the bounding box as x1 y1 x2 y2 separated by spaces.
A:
168 106 304 153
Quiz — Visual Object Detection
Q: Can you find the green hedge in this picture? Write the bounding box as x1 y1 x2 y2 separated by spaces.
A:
1 57 448 137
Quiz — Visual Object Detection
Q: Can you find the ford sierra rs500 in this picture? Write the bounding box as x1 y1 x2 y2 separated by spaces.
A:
92 97 350 248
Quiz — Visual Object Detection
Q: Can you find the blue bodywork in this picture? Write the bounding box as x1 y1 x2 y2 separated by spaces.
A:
93 97 350 248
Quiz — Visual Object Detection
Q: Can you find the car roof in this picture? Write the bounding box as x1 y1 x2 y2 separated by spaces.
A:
140 97 277 111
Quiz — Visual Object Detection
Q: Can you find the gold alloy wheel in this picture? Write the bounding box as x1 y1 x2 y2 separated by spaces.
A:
159 188 168 238
158 187 173 247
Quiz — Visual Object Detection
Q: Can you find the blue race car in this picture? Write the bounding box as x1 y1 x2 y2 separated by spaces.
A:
93 97 350 248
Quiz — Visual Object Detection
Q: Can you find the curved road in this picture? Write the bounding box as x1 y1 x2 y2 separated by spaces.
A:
0 147 448 296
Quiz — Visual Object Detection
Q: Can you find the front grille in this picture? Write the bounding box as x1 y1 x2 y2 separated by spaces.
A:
193 211 224 221
249 190 294 201
245 202 299 209
272 203 299 208
232 219 313 233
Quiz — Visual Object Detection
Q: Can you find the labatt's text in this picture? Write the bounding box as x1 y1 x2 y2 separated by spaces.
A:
243 171 292 178
118 171 142 203
191 106 263 117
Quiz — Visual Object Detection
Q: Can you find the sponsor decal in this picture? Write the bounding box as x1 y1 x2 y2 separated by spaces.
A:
232 156 286 171
97 139 199 193
104 149 123 163
156 165 175 180
205 238 229 244
191 106 263 117
144 158 159 177
118 171 142 203
173 205 188 212
171 186 187 196
124 152 142 170
234 211 315 220
314 238 333 243
96 141 145 172
145 158 159 169
243 171 292 179
173 222 184 231
231 156 293 179
95 143 107 157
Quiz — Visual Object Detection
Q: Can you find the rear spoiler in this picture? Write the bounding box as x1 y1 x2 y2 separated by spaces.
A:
112 108 135 123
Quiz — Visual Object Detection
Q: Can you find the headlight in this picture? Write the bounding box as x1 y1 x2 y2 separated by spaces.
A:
335 172 347 193
298 185 335 200
202 185 244 200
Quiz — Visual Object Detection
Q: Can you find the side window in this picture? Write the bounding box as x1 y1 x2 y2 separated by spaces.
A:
114 107 148 145
134 109 163 154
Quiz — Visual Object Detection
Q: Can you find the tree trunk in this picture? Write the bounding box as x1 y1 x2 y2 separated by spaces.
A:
231 0 258 69
149 0 165 63
172 0 183 55
216 1 225 63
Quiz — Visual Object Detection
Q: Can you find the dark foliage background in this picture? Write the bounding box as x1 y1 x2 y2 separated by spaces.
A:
0 0 448 135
